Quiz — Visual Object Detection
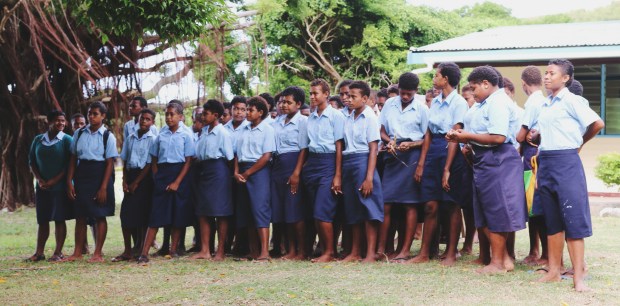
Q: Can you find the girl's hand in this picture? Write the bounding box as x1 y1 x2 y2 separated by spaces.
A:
67 184 76 201
414 163 424 183
442 169 451 191
38 180 49 190
122 181 129 193
331 175 342 195
287 174 300 195
447 129 467 143
386 140 397 154
359 179 373 198
129 182 139 194
95 188 107 205
166 182 180 192
234 173 246 184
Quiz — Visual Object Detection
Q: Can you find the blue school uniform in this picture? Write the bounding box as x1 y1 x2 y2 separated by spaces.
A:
29 131 74 224
123 119 158 140
224 119 250 153
536 87 600 239
271 112 308 223
119 129 155 228
148 126 195 228
421 91 468 203
379 96 429 204
301 105 346 222
520 90 546 170
467 89 527 232
71 125 118 218
342 106 384 224
235 120 276 228
193 124 234 217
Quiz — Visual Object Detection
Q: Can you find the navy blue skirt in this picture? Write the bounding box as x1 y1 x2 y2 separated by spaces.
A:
537 149 592 239
35 188 73 224
120 168 153 228
459 165 474 209
193 158 233 217
522 142 538 171
74 160 115 218
236 162 271 228
420 135 467 204
381 148 422 204
342 153 384 224
471 143 527 232
149 163 193 228
302 153 338 222
271 152 304 223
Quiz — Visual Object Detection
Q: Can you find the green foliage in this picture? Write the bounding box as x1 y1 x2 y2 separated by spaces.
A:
595 153 620 189
525 1 620 24
69 0 231 43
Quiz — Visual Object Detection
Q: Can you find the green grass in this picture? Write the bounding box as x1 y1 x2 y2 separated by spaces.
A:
1 202 620 304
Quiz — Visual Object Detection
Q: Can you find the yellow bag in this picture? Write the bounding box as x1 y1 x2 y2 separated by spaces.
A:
524 156 537 217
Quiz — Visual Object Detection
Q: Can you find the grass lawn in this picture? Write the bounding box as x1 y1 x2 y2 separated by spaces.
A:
1 179 619 304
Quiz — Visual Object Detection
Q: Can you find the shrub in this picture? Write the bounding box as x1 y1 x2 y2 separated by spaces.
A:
595 153 620 189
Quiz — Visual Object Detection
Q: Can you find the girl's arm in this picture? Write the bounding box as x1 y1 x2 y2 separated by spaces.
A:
241 152 272 179
415 130 431 183
167 157 192 192
288 148 307 194
95 157 114 205
580 119 605 152
129 163 152 193
233 156 245 183
66 154 77 200
331 140 343 194
360 141 378 198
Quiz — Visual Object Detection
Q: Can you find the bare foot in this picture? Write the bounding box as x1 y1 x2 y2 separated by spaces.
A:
311 254 335 263
62 255 83 262
523 254 539 265
476 264 506 275
470 258 485 265
190 252 212 260
574 279 591 292
387 252 399 260
504 256 515 272
440 256 457 266
439 251 448 260
537 271 562 282
405 255 430 264
460 247 472 255
212 254 226 262
341 254 362 263
281 253 297 260
535 257 548 266
87 256 104 263
361 256 376 263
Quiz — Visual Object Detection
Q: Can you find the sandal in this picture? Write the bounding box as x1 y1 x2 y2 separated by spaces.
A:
137 255 149 264
111 254 132 262
48 254 65 262
391 257 408 263
26 254 46 262
252 257 271 264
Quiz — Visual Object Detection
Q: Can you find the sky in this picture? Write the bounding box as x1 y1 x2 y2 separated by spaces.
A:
407 0 616 18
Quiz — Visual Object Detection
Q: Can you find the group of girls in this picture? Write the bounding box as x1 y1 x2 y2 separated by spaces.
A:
28 58 601 291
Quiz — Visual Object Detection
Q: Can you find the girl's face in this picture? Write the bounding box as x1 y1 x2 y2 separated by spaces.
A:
87 108 105 127
432 69 448 89
348 88 367 111
246 105 263 122
165 106 182 128
309 85 329 108
280 95 300 116
202 109 218 126
468 80 494 103
544 64 570 93
72 117 86 130
220 108 231 124
50 115 66 133
462 90 475 107
339 86 351 107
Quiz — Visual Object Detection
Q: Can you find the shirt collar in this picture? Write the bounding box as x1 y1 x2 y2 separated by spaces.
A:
278 111 303 126
84 124 106 135
225 119 248 131
545 87 570 106
130 128 154 139
246 120 267 131
311 104 335 118
42 131 65 142
390 96 417 112
204 124 222 135
434 90 457 106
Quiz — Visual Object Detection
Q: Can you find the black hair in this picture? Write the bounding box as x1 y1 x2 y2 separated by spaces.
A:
300 103 310 110
259 93 275 109
310 79 331 94
274 93 281 103
468 66 499 86
203 99 225 118
521 66 543 86
548 58 574 87
328 95 344 108
47 109 66 122
567 79 583 96
485 66 504 88
71 113 85 121
398 73 419 91
140 108 156 119
131 96 148 108
437 62 461 88
247 96 269 120
223 102 232 111
461 84 473 92
503 77 515 94
387 85 399 95
349 80 371 97
280 86 305 105
166 101 184 115
337 79 354 91
230 95 247 106
377 89 388 99
88 101 107 115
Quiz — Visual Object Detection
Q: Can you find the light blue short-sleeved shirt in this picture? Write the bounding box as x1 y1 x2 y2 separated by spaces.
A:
123 119 158 140
273 112 309 154
379 96 429 141
520 90 547 131
343 106 381 155
508 100 524 149
120 129 155 169
428 90 469 134
236 120 276 163
149 127 195 163
195 124 234 161
224 120 250 153
71 125 119 161
466 89 514 144
305 105 346 154
538 87 601 151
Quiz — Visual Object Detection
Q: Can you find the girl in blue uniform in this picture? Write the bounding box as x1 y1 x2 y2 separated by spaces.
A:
191 100 234 261
377 72 429 261
28 110 73 262
413 62 468 266
302 79 346 263
65 101 118 263
447 66 527 274
113 109 157 262
340 81 384 263
271 86 309 260
138 102 195 263
234 96 276 261
536 59 604 292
